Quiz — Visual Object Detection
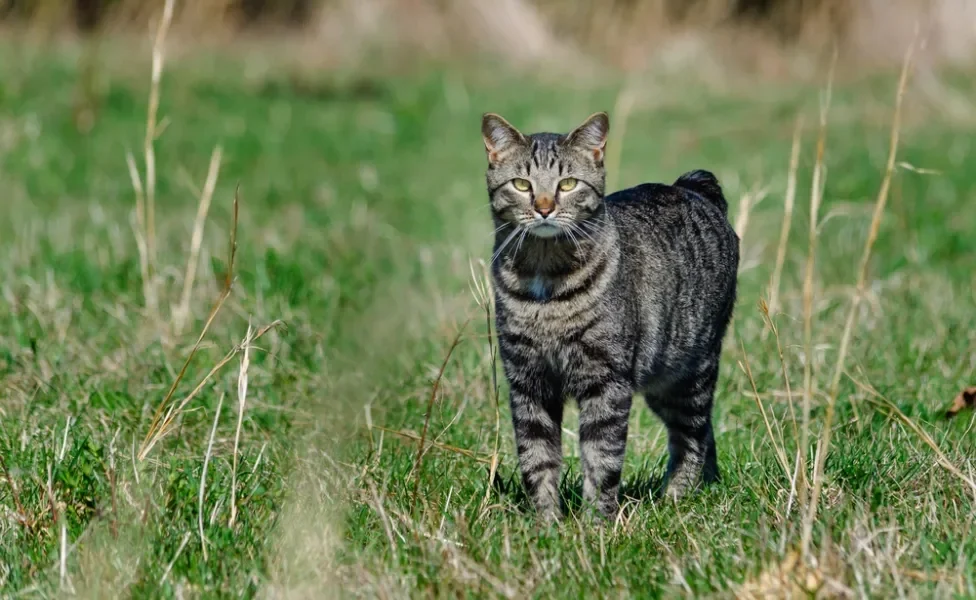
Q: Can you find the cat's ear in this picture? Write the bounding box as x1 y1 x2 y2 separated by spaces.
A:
482 113 526 165
566 112 610 162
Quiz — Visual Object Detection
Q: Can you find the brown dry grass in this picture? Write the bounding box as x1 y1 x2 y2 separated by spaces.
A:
4 0 974 72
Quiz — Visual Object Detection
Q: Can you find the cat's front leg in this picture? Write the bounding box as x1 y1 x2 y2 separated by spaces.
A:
578 380 633 519
509 386 564 521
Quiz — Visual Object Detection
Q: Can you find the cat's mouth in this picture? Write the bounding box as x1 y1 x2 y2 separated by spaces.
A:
529 221 563 238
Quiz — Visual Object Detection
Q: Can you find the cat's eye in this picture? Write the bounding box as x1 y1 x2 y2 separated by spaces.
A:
512 178 531 192
558 178 578 192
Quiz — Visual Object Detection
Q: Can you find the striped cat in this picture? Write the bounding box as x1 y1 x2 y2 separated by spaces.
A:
482 112 739 520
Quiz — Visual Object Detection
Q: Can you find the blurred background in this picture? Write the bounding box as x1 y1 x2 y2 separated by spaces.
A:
2 1 976 596
3 0 975 70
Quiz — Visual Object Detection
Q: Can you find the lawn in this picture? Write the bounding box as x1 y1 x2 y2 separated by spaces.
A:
0 38 974 598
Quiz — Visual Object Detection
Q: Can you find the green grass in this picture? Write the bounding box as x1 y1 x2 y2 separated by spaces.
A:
1 40 974 598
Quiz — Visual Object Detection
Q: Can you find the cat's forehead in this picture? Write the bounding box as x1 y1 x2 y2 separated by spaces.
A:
527 132 565 151
524 133 566 167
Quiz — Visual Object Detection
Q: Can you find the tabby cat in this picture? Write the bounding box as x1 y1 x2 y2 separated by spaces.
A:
481 112 739 520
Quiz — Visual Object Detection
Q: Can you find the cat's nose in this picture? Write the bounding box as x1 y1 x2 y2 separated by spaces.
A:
534 194 555 218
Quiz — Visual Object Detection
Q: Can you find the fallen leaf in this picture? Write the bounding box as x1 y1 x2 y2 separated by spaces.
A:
945 386 976 419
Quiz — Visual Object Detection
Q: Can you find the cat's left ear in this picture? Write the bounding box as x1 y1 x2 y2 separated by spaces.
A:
566 112 610 163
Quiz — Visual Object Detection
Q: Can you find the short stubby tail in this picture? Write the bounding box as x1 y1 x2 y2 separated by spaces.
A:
674 170 727 215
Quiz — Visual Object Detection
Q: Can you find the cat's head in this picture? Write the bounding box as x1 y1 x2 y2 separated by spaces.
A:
481 112 609 239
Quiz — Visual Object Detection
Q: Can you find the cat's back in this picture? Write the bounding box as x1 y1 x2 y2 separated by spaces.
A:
607 170 737 255
607 170 739 306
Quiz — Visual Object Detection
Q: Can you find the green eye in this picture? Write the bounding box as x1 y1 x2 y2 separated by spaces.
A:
559 178 578 192
512 178 531 192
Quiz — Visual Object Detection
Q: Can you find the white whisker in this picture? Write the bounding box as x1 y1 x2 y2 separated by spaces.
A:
483 221 514 242
564 226 583 258
490 226 523 266
569 222 595 244
514 228 529 259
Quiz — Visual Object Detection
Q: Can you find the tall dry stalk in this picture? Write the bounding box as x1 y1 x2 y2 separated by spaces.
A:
125 152 153 314
740 342 791 482
470 259 502 509
175 146 223 334
124 0 176 318
144 0 176 307
138 191 240 461
230 320 253 528
767 117 804 316
734 185 767 242
605 84 637 193
760 299 800 448
798 53 836 552
802 37 918 552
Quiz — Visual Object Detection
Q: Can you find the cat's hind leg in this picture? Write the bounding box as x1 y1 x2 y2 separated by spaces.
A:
645 368 720 499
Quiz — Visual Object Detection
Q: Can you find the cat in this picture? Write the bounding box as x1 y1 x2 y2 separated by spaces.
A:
481 112 739 520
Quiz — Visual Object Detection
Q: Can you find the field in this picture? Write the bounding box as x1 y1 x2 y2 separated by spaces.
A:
1 36 975 598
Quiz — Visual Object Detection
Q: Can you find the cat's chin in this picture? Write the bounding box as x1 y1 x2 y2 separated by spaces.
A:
529 223 563 238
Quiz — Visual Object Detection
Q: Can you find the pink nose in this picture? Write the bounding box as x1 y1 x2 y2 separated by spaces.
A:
534 195 554 217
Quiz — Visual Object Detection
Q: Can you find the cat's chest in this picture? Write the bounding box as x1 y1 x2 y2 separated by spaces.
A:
499 303 606 363
505 331 585 375
523 275 553 302
501 293 593 338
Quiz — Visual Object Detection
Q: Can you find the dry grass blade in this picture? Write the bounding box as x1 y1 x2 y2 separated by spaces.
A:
175 146 223 334
734 184 767 242
411 319 471 506
799 51 836 549
139 188 241 461
368 482 398 558
373 426 494 465
739 341 791 483
144 0 177 286
230 320 253 528
470 259 502 508
141 319 283 460
59 520 69 591
767 116 804 316
849 375 976 499
605 84 637 193
159 532 192 586
125 150 154 313
199 391 224 562
804 35 918 554
225 185 239 290
759 299 800 448
760 297 806 526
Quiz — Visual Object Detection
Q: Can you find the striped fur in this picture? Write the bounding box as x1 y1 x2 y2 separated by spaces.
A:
481 113 739 519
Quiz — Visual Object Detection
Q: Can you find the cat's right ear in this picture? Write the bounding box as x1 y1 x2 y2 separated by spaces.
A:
566 112 610 163
482 113 526 165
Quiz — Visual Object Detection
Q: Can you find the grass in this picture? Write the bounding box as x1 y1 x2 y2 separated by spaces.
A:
1 37 975 598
